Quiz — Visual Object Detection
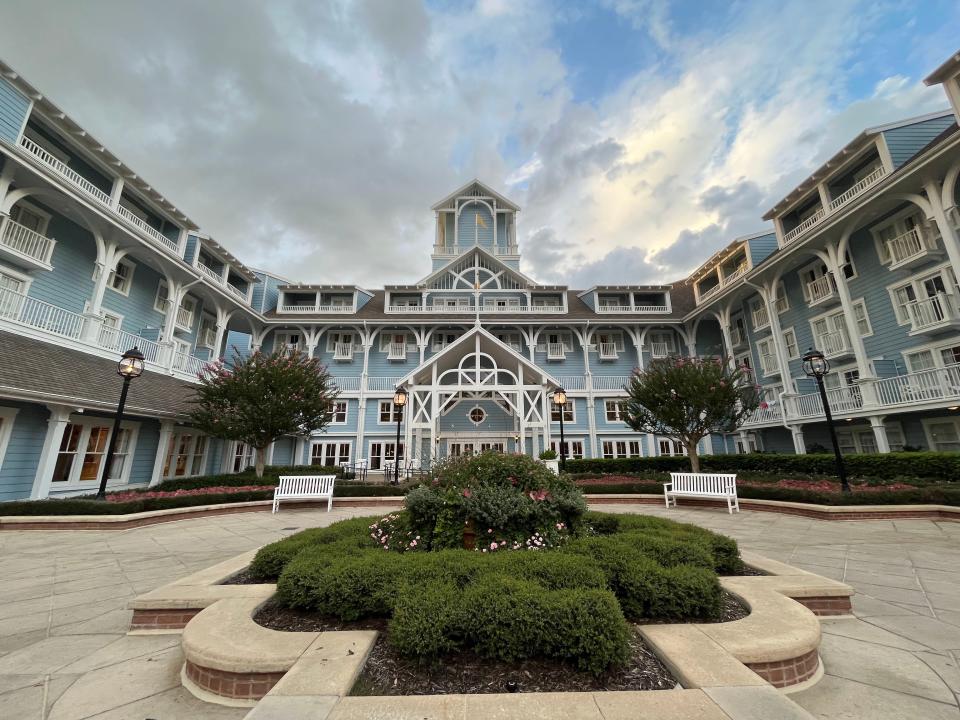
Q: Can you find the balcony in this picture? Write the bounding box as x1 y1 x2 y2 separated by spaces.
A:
781 166 888 245
751 304 770 332
597 342 618 360
697 284 722 303
367 376 403 392
806 275 838 306
387 342 407 361
196 262 223 283
790 386 863 419
432 244 519 256
759 353 780 376
906 293 960 335
650 342 670 359
1 218 56 269
173 351 206 377
817 329 853 359
17 136 183 259
730 325 747 347
333 342 354 361
385 304 569 314
874 365 960 407
741 403 783 426
195 261 252 305
595 304 670 314
556 376 587 391
887 228 942 270
592 376 631 391
226 283 249 303
0 286 206 381
546 343 566 360
197 327 217 349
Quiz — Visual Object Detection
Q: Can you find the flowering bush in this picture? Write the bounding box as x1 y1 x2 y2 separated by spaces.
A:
106 485 266 503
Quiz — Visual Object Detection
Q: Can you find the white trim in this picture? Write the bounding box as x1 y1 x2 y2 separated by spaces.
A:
331 400 348 425
600 437 644 458
49 415 140 492
603 398 627 424
0 260 34 294
869 205 927 264
884 262 955 326
377 399 403 425
9 199 52 236
309 439 352 467
548 437 584 459
0 406 19 474
102 257 136 297
921 416 960 452
781 326 800 360
550 399 575 424
162 431 210 479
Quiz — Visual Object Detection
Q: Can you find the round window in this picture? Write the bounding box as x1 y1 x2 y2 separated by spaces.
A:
468 407 486 425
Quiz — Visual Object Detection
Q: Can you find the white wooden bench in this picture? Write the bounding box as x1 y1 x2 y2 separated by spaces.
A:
273 475 336 513
665 472 739 514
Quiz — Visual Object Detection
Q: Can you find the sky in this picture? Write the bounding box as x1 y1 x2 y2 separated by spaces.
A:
0 0 957 288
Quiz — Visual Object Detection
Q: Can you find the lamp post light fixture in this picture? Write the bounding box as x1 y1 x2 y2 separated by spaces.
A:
551 387 568 472
96 347 145 500
392 386 407 485
801 348 850 493
513 433 521 454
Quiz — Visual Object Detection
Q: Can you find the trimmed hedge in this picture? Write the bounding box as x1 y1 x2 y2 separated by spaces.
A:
566 451 960 482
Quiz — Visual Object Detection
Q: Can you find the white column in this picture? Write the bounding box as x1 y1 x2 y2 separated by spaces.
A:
265 441 276 466
294 436 307 466
645 433 656 458
764 286 796 393
790 426 806 454
149 421 175 487
30 405 73 499
869 416 891 453
925 180 960 284
109 177 124 209
82 243 119 342
824 246 874 391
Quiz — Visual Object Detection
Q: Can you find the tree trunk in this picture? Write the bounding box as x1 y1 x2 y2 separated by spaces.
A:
255 446 266 478
687 443 701 473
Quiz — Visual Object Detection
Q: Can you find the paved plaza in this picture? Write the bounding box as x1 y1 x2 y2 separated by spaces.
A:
0 505 958 719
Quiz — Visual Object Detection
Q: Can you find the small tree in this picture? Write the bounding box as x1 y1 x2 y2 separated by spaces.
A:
189 350 339 477
623 357 759 472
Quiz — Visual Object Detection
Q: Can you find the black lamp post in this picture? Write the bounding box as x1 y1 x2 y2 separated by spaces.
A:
802 348 850 493
392 386 407 485
96 347 145 500
514 433 521 454
552 387 568 471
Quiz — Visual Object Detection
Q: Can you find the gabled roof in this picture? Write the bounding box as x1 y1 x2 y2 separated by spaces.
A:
193 234 259 282
277 283 374 297
576 285 671 298
431 179 521 212
686 230 774 282
925 50 960 85
415 245 538 288
763 110 955 219
397 324 560 387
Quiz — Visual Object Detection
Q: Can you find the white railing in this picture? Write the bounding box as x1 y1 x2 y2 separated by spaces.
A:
546 342 566 360
596 304 670 313
367 377 403 392
724 264 748 283
828 166 887 213
791 386 863 418
818 329 851 357
97 325 165 365
874 365 960 406
197 263 223 283
387 342 406 360
556 376 586 391
886 228 928 266
697 284 721 302
432 245 519 256
333 342 354 360
751 304 770 330
783 208 826 244
198 327 217 349
592 376 631 391
226 283 249 303
742 404 783 426
173 351 206 376
176 305 194 330
1 219 56 265
597 342 618 359
806 274 836 304
650 342 669 358
332 376 361 392
730 326 746 346
0 286 84 339
775 294 789 314
115 205 180 255
386 304 567 314
279 304 318 313
19 136 112 206
907 293 957 332
759 354 779 375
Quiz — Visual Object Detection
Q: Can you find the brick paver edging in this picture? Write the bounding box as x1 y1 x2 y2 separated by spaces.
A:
3 493 957 530
746 648 820 688
184 658 285 700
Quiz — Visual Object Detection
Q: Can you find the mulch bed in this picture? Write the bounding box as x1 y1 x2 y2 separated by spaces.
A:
252 590 750 695
220 569 264 585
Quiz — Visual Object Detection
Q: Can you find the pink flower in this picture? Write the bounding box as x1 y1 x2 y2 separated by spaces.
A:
491 542 498 550
462 488 472 498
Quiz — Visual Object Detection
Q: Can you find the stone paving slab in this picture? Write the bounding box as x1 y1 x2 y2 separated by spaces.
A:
1 504 959 718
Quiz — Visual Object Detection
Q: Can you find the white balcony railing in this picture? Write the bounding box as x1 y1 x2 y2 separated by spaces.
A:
806 274 836 304
907 293 958 333
556 376 587 391
197 263 223 283
596 304 670 313
697 284 721 302
279 304 318 313
874 365 960 407
751 304 770 331
331 376 361 392
333 342 354 360
97 325 165 365
724 264 749 283
387 342 406 360
730 326 746 346
818 329 851 358
432 244 519 256
226 283 248 302
546 343 566 360
886 228 941 269
0 286 84 340
115 205 180 255
791 386 863 418
176 306 194 330
783 208 826 244
367 377 403 392
198 327 217 349
828 166 887 213
597 342 618 360
1 218 56 266
742 403 783 426
592 376 631 391
18 136 183 259
650 342 670 359
173 351 206 376
759 354 779 376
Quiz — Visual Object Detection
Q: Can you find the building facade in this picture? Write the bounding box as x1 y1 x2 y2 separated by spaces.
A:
1 52 960 501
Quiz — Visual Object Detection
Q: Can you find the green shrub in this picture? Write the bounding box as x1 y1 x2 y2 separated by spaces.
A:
248 516 374 580
389 581 465 658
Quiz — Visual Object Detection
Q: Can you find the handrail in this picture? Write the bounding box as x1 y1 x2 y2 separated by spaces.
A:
1 219 56 265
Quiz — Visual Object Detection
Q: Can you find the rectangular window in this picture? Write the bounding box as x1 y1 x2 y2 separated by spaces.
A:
107 259 135 296
601 439 642 459
906 350 935 373
154 281 169 313
926 419 960 452
311 441 352 467
369 441 404 470
550 403 574 423
53 423 83 482
326 332 355 353
0 408 17 471
232 443 254 473
658 438 686 456
379 333 412 352
276 331 303 355
9 201 51 234
853 301 872 336
495 332 523 351
331 401 348 424
378 401 402 424
604 400 625 423
191 436 208 476
107 428 132 480
432 333 459 351
78 426 110 481
941 346 960 366
549 439 584 459
782 328 799 359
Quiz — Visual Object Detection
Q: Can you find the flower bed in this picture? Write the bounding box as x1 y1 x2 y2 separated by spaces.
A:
106 485 268 503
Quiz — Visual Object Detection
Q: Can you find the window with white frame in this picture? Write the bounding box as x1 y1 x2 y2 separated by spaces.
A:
52 419 138 487
604 399 626 423
378 401 403 424
433 296 470 309
924 418 960 452
782 328 799 359
888 266 956 325
230 442 255 473
0 407 19 473
649 330 677 353
9 201 52 235
311 441 352 467
852 301 872 335
431 332 460 351
369 441 404 470
536 331 574 351
331 401 348 425
154 281 170 313
326 331 355 353
595 331 625 351
0 264 31 313
871 209 927 264
197 315 217 349
484 297 521 309
837 424 904 454
379 332 414 352
550 401 574 423
658 438 686 456
602 439 642 458
822 366 859 390
799 254 856 302
276 330 304 356
549 439 584 459
468 406 486 425
811 310 851 351
774 281 789 314
756 337 776 371
106 259 136 296
163 432 209 478
735 435 759 454
495 331 523 351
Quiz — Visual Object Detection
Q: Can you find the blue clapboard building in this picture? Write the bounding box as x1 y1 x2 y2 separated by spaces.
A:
1 51 960 500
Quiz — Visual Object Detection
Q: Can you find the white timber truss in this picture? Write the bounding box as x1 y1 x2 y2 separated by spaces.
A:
397 325 561 463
